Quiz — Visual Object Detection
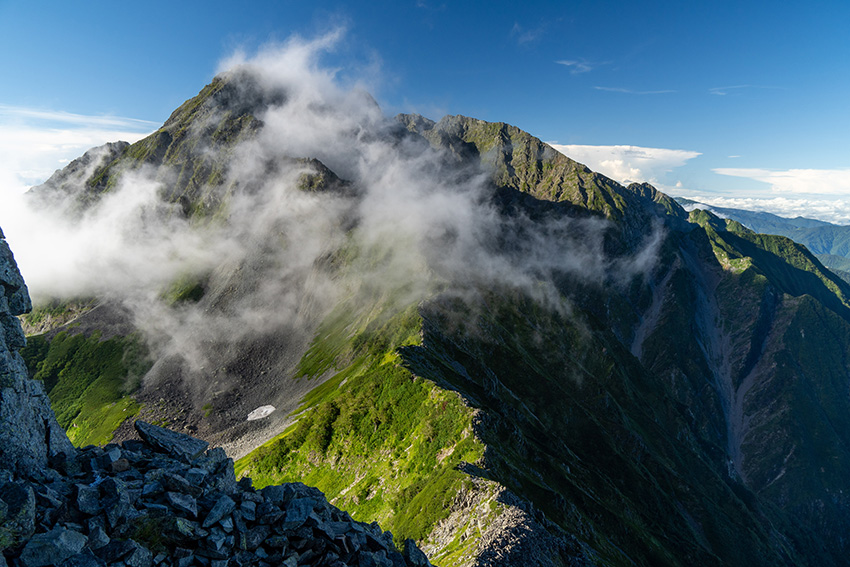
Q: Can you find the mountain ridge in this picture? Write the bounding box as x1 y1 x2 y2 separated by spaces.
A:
15 69 850 565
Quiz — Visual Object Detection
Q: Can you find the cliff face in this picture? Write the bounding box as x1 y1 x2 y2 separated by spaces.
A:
0 228 73 476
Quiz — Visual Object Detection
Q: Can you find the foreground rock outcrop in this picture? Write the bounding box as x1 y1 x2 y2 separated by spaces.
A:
0 229 430 567
0 229 74 477
2 420 429 567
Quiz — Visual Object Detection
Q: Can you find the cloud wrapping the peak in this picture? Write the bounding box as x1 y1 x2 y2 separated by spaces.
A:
0 32 664 403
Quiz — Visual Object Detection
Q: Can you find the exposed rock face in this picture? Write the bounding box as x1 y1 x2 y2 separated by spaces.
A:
0 228 74 477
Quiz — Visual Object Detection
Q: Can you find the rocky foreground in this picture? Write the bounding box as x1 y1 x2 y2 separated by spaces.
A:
0 230 430 567
1 420 430 567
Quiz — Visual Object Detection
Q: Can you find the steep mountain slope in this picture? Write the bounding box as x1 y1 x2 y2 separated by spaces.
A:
18 67 850 566
677 198 850 276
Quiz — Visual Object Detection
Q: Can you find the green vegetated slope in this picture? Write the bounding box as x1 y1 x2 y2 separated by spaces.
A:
237 274 824 566
20 330 151 446
398 114 651 234
18 297 97 336
397 113 700 261
236 289 491 564
690 211 850 314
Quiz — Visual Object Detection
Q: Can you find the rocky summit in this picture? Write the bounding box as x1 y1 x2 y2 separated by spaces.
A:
0 231 430 567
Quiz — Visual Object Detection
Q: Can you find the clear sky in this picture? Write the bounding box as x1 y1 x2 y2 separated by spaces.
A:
2 0 850 222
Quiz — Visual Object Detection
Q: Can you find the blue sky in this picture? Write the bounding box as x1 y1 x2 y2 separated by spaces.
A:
2 0 850 221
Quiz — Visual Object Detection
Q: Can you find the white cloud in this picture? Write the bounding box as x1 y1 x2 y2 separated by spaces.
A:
594 86 676 95
709 85 783 96
0 105 155 193
687 195 850 226
548 143 701 185
0 105 157 130
556 59 607 74
713 167 850 195
511 23 545 45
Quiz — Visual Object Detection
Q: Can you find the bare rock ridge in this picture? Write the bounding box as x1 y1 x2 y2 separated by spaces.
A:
0 229 430 567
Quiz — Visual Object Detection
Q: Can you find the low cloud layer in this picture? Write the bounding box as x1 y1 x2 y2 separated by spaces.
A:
713 167 850 196
549 143 700 186
687 195 850 226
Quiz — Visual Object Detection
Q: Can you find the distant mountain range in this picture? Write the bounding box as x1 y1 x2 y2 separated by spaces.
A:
12 67 850 566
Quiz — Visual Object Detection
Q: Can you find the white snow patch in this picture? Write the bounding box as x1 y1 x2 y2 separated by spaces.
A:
247 405 276 421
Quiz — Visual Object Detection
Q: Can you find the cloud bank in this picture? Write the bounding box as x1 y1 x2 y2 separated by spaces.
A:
548 143 701 185
713 167 850 195
686 195 850 226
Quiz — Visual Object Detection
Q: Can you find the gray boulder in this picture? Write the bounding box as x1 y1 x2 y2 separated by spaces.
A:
19 527 87 567
134 421 209 462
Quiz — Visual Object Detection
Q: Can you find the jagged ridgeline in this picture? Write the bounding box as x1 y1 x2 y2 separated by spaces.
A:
19 65 850 566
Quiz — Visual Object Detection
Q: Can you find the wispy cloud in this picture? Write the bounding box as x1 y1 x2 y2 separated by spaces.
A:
0 105 155 192
594 86 676 95
709 84 783 96
0 105 158 130
556 58 608 74
414 1 447 10
713 167 850 195
548 143 701 185
511 22 545 45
